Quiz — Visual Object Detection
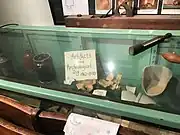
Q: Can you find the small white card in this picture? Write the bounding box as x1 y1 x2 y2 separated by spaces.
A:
64 50 97 82
93 89 107 96
64 113 120 135
62 0 89 15
126 86 136 94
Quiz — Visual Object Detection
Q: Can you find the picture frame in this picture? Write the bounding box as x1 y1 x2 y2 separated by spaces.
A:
95 0 113 14
62 0 89 15
116 0 134 15
161 0 180 14
137 0 160 14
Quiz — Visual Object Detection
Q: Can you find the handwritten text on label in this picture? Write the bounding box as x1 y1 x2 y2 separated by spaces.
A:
64 50 97 81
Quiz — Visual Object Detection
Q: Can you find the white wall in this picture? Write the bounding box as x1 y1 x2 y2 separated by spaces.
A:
0 0 54 26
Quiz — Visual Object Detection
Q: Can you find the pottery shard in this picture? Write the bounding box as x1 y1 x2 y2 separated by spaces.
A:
116 73 122 83
82 79 96 85
106 72 114 81
110 84 117 90
92 79 96 85
59 107 69 114
47 106 60 112
97 113 113 121
147 85 166 95
83 80 93 85
85 84 94 92
76 83 84 90
99 79 112 88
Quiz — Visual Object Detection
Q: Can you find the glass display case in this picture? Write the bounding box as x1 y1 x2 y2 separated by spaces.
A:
0 25 180 129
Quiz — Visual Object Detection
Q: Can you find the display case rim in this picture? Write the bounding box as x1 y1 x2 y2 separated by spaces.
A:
4 25 180 36
0 77 180 129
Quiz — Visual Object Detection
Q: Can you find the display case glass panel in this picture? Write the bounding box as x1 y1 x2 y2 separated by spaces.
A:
0 26 180 124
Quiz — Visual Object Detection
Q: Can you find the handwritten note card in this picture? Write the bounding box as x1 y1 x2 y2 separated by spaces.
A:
64 50 97 82
64 113 120 135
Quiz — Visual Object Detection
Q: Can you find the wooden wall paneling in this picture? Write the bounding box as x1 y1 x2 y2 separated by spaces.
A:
0 117 42 135
36 111 67 135
0 95 39 130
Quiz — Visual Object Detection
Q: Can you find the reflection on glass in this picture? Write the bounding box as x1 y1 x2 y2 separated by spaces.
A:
0 49 14 77
23 50 34 72
107 61 115 72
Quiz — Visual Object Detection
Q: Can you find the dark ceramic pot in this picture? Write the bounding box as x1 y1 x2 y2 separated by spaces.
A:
33 53 56 84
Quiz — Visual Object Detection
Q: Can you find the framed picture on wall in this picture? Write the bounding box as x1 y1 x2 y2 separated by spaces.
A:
137 0 160 14
116 0 135 15
95 0 112 14
62 0 89 15
161 0 180 14
116 0 128 14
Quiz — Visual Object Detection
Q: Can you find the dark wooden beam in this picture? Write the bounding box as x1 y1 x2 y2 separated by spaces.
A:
65 15 180 30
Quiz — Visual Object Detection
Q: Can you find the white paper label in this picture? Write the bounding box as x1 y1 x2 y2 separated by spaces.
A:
93 89 107 97
126 86 136 94
64 113 120 135
64 50 97 81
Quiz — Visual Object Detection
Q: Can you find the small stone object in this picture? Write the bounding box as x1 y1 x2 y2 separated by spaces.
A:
76 83 84 90
121 120 130 128
106 72 114 81
92 79 96 85
47 106 60 112
98 79 110 88
110 83 117 90
77 14 82 17
85 84 94 92
59 107 69 115
116 73 122 85
76 79 96 92
97 113 112 121
97 113 122 124
98 72 122 90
